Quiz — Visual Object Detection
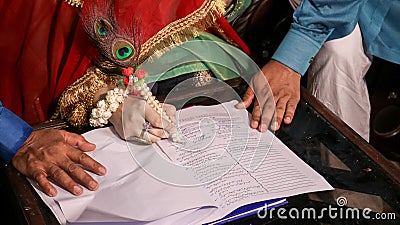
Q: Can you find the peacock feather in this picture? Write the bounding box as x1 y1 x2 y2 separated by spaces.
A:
81 0 142 69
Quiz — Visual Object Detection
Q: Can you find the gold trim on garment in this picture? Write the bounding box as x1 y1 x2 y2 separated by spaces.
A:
65 0 84 8
52 67 121 130
139 0 227 63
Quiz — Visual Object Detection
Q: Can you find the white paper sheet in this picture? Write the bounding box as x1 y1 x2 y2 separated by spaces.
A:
155 100 333 223
32 127 217 224
31 100 333 225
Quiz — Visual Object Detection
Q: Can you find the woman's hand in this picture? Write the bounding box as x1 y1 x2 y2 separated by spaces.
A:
109 95 177 143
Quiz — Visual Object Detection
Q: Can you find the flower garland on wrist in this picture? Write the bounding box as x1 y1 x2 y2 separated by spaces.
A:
89 87 125 127
89 66 183 143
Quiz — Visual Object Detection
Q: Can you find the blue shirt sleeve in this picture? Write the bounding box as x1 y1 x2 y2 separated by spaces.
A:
272 0 366 75
0 102 33 162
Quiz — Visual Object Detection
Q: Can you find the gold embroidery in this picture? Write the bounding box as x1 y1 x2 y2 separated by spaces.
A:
53 0 233 130
52 67 121 131
139 0 227 63
65 0 84 8
193 70 214 87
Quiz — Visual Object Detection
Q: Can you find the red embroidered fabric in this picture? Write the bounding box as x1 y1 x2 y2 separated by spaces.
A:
0 0 249 125
0 1 94 124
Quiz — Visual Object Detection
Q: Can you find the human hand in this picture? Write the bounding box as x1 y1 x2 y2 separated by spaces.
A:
237 60 301 131
109 95 177 143
12 129 106 197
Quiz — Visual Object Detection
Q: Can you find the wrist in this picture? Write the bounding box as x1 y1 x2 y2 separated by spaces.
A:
0 106 33 162
54 67 121 130
93 85 117 104
89 88 126 127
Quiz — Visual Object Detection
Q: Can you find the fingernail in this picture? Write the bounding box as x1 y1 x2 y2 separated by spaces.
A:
260 124 268 132
89 181 98 190
98 167 106 175
74 186 83 195
251 121 258 128
272 121 279 130
163 131 170 138
48 188 57 197
285 116 291 123
235 102 245 109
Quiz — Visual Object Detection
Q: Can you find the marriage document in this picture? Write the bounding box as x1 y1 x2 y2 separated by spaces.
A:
152 100 333 223
30 100 333 225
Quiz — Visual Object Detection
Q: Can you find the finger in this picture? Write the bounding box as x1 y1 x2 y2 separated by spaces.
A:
160 103 177 124
145 109 163 128
250 101 261 129
33 170 58 197
145 105 175 132
283 98 299 124
67 148 107 176
61 130 96 151
272 97 289 131
259 98 276 133
148 128 169 139
142 130 161 143
47 164 83 196
59 159 99 191
236 87 254 109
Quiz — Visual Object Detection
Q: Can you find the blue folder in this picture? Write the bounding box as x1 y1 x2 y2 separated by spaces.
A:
204 198 288 225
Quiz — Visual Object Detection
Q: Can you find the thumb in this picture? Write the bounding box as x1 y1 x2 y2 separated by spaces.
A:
236 87 254 109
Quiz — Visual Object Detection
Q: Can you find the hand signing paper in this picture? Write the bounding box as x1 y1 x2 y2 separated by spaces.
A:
109 95 177 144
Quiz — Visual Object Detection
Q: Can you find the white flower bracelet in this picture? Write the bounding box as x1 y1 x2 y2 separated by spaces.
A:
89 66 183 143
89 88 126 127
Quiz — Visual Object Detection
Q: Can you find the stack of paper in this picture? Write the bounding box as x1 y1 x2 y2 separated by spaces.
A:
30 101 333 225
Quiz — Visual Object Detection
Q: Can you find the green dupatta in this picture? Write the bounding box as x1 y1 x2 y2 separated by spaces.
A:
143 31 257 84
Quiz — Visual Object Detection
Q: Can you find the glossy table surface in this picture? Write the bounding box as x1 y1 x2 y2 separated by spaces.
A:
232 88 400 224
2 87 400 225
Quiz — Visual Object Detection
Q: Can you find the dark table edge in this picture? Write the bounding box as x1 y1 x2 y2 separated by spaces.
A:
300 86 400 185
4 120 69 225
4 164 47 225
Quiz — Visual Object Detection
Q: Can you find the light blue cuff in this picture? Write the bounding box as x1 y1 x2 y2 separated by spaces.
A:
272 29 322 76
0 105 33 162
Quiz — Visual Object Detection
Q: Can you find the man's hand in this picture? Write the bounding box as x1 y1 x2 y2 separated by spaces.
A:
237 60 301 131
12 129 106 197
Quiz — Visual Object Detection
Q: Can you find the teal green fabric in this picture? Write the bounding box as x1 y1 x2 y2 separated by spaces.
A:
224 0 252 23
143 31 258 84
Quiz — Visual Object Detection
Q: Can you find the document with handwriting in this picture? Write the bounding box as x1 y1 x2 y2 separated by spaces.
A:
30 100 333 225
154 100 333 223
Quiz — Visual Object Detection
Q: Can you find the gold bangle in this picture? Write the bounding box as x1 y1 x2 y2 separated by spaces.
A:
53 66 121 131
